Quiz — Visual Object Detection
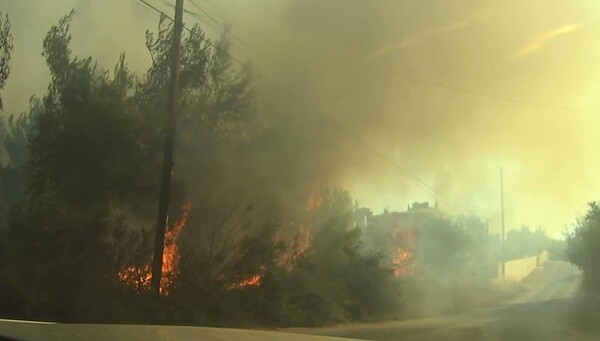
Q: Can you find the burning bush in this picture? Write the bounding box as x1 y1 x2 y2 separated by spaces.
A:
117 201 191 295
0 11 404 327
259 188 402 326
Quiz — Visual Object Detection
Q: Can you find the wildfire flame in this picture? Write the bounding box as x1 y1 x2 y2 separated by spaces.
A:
229 274 263 290
278 223 313 271
117 201 191 295
392 247 413 277
231 187 321 289
391 227 416 277
297 186 319 257
297 224 311 255
306 187 323 211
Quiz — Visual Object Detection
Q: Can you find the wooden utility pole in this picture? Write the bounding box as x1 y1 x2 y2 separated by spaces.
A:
151 0 184 297
500 168 506 279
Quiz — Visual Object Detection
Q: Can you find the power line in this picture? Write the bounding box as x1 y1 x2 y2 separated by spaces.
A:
160 0 241 41
195 0 230 19
321 116 473 215
188 0 226 31
401 74 587 113
159 0 215 26
133 0 245 65
136 1 467 213
183 8 221 31
192 0 263 39
183 0 251 48
135 0 168 18
134 0 481 215
145 1 585 114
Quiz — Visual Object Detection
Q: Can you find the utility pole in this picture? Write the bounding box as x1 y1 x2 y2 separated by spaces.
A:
151 0 184 297
500 168 506 279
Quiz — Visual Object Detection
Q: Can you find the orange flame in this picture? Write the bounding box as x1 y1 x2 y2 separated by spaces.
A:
391 227 416 277
297 224 311 255
278 223 313 271
392 247 413 277
229 274 263 290
160 201 190 292
116 264 151 290
117 201 191 295
306 187 323 211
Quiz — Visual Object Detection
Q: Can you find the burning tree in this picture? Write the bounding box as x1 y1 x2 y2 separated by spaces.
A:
389 227 416 277
392 247 413 277
272 188 403 324
229 273 264 290
117 202 191 295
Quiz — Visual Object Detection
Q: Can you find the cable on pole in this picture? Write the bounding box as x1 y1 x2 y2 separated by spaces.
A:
133 0 245 65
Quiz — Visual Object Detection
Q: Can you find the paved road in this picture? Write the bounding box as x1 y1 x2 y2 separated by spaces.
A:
287 260 592 341
0 320 358 341
0 261 589 341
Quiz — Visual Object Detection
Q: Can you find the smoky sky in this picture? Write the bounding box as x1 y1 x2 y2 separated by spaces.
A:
3 0 600 237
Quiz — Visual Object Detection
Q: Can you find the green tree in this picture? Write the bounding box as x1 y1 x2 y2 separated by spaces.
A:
506 226 563 260
0 12 12 111
6 12 144 321
278 188 402 326
28 12 143 207
131 15 255 217
456 215 499 281
398 215 496 315
0 9 404 329
0 99 41 216
0 11 14 212
565 202 600 294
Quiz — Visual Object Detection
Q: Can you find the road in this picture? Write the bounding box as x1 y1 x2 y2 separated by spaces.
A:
0 320 356 341
287 260 593 341
0 260 589 341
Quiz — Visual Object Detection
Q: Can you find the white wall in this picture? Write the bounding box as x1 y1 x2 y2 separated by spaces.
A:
497 251 549 282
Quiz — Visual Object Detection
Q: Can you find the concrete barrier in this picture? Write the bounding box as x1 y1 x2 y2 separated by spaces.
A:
536 250 549 266
496 251 548 282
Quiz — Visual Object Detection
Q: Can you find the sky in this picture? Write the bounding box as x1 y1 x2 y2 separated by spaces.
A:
2 0 600 238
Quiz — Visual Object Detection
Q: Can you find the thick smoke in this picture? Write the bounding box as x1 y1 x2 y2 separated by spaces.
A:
3 0 600 236
234 0 600 237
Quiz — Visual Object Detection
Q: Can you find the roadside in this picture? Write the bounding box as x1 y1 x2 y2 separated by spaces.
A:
0 320 360 341
0 261 594 341
283 260 595 340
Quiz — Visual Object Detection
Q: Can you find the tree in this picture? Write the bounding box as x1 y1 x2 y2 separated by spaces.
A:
0 99 41 215
5 12 146 321
276 188 402 326
505 226 563 260
0 9 404 328
565 202 600 294
0 11 14 212
27 12 144 208
0 12 12 111
132 15 255 218
455 215 499 282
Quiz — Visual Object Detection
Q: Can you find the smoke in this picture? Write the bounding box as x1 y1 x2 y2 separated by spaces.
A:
3 0 600 237
234 0 600 237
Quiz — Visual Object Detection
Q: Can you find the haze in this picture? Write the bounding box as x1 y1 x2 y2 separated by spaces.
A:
3 0 600 238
